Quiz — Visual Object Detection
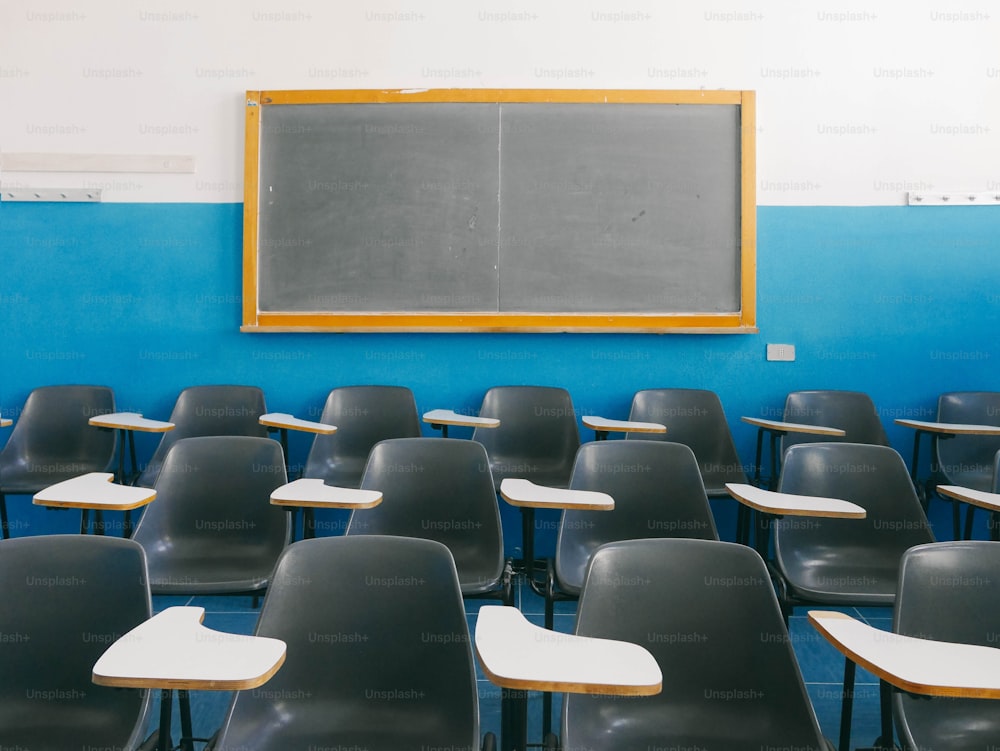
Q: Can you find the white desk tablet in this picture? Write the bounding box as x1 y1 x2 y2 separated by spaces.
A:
34 472 156 535
499 478 613 511
34 472 156 511
271 478 382 509
475 605 661 696
93 606 286 691
936 484 1000 514
581 415 666 440
259 412 337 435
89 412 175 434
725 483 866 519
809 610 1000 699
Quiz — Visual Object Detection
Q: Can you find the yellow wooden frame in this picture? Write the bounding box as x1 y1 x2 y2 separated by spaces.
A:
243 89 756 333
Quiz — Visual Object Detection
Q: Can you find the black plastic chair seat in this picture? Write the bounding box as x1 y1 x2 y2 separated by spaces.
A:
559 538 830 750
303 386 421 488
136 385 268 488
144 555 275 595
131 436 289 596
211 536 487 751
892 541 1000 749
934 392 1000 491
781 390 889 452
627 388 748 496
348 438 508 601
775 545 903 604
472 386 580 490
0 535 151 748
0 385 116 493
553 441 718 596
772 442 934 614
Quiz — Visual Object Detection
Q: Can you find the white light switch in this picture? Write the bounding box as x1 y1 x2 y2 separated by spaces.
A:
767 344 796 362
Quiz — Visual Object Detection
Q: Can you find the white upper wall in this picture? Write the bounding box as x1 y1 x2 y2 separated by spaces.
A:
1 0 997 204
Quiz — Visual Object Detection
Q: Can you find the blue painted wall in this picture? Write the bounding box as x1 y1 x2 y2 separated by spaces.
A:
3 201 1000 539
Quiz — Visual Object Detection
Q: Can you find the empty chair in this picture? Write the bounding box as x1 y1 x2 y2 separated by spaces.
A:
301 385 421 487
472 386 580 490
552 538 832 750
932 391 1000 536
209 535 495 750
130 436 289 597
772 442 934 618
543 440 718 628
933 392 1000 490
135 385 268 488
0 384 116 538
892 541 1000 751
626 388 748 496
346 437 512 604
0 534 153 748
780 390 889 452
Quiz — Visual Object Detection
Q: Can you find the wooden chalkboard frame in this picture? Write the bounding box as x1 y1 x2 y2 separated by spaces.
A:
242 89 756 333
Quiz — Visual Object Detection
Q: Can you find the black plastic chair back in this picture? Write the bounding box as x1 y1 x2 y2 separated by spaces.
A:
935 391 1000 491
472 386 580 488
774 442 933 608
0 535 151 748
627 388 747 495
131 436 289 595
561 538 829 750
555 440 718 595
892 541 1000 749
212 536 483 751
0 384 116 493
302 385 421 487
136 385 268 488
347 437 507 599
781 390 889 453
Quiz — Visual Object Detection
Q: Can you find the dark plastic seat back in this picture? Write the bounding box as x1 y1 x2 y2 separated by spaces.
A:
302 386 421 487
935 391 1000 491
892 541 1000 749
781 390 889 453
136 385 268 487
0 385 116 492
131 436 289 594
347 437 504 596
213 536 480 751
563 538 827 750
472 386 580 488
774 442 934 606
0 535 151 747
555 441 718 594
627 388 747 494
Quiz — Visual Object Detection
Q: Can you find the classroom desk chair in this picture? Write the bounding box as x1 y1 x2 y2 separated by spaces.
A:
549 538 833 751
208 536 496 751
0 384 117 538
135 385 268 488
0 535 154 749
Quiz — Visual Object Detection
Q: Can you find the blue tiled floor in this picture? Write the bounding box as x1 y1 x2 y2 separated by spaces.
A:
147 577 892 749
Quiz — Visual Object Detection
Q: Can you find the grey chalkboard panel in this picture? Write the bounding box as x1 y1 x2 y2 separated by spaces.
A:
257 103 500 312
243 89 756 332
499 104 741 313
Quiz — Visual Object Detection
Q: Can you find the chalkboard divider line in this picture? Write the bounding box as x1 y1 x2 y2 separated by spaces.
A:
496 102 503 309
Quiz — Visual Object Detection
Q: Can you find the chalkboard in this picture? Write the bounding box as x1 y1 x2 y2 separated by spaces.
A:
243 89 756 333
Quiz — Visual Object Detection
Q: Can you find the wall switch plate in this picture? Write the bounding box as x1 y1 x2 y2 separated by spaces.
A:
767 343 796 361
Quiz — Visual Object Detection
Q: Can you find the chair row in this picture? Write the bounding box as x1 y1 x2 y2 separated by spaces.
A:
5 530 999 750
6 384 1000 543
